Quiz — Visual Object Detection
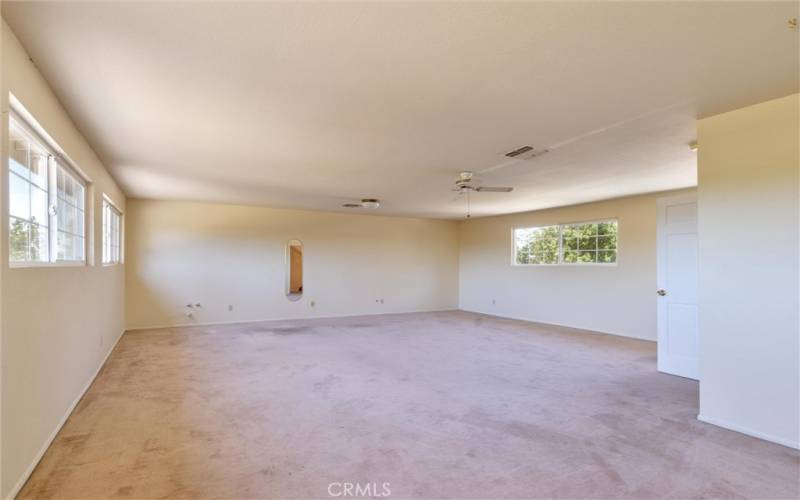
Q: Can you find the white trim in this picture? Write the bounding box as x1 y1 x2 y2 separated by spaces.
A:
101 192 122 214
697 414 800 450
457 307 655 342
6 330 126 500
125 308 458 332
9 94 90 183
656 192 699 380
656 192 698 210
8 261 87 269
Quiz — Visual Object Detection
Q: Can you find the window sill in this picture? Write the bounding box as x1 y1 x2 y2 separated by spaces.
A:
511 262 618 267
9 261 87 269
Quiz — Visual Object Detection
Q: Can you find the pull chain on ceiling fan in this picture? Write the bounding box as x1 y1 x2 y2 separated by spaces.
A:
452 171 513 218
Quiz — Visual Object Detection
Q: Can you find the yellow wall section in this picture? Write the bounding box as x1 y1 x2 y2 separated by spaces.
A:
1 20 127 497
697 93 799 448
125 200 460 329
458 188 696 341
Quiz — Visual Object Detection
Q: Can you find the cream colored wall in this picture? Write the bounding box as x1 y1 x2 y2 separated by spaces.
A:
697 93 799 448
1 20 126 497
125 200 459 328
458 188 696 341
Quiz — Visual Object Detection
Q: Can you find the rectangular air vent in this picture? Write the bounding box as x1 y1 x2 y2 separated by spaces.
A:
504 145 549 160
505 145 534 158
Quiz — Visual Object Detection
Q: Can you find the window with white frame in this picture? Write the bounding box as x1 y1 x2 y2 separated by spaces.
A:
513 220 617 265
102 198 122 264
56 164 86 261
8 114 87 265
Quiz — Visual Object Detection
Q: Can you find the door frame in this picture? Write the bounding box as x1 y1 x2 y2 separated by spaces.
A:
656 192 699 379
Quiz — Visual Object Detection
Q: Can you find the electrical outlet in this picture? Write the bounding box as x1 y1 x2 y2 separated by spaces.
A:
380 298 384 304
492 299 496 305
228 304 234 312
195 303 202 308
310 300 316 307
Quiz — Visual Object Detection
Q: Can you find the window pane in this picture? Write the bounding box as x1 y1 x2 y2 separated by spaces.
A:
577 251 597 263
74 182 85 210
102 200 122 264
31 185 48 227
56 166 86 264
598 235 616 250
63 174 74 203
57 232 84 262
58 167 84 209
561 225 579 239
57 167 65 196
563 249 578 263
74 236 85 261
9 173 30 220
77 209 85 236
30 223 49 262
9 136 29 179
598 250 617 263
579 237 597 250
29 151 48 190
563 237 578 250
515 225 559 265
538 248 559 264
577 223 598 238
598 222 617 236
57 231 66 260
64 205 79 234
514 228 533 264
9 218 29 262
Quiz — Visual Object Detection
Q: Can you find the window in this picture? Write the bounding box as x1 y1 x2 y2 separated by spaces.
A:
8 114 87 265
56 165 86 262
9 120 50 262
102 198 122 264
514 220 617 265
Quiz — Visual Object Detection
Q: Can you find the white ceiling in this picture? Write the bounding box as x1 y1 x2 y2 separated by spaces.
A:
3 2 798 219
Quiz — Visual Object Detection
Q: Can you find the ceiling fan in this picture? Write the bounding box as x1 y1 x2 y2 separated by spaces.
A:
452 171 513 218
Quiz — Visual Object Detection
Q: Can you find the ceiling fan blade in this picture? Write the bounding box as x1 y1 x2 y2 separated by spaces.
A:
476 186 513 193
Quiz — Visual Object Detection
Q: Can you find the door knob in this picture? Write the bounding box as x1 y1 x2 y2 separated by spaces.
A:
657 289 667 296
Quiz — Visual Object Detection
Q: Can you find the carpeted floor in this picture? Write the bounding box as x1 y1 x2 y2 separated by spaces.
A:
19 311 800 499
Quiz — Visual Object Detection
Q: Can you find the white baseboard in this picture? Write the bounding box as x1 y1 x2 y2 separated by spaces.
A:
125 307 458 332
697 414 800 450
6 329 126 500
458 307 656 343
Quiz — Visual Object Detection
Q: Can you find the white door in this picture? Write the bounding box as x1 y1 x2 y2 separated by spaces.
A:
657 194 699 380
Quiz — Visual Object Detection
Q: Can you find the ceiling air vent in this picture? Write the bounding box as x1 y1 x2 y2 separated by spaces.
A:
504 145 549 160
505 145 534 158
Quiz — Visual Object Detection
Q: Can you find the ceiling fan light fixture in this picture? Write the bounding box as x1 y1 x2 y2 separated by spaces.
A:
360 198 380 209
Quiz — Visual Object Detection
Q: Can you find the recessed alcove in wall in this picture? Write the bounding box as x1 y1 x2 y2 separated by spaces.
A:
286 239 303 301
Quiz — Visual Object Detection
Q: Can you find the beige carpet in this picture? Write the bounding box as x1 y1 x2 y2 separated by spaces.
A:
19 311 800 499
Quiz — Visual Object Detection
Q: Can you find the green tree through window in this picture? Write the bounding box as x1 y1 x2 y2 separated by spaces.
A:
515 220 617 265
